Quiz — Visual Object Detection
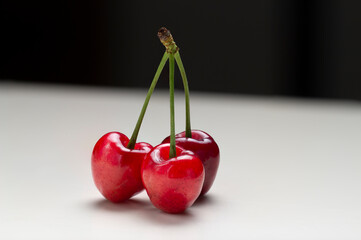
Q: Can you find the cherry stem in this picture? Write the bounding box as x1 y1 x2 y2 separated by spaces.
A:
127 52 169 149
174 52 192 138
169 53 176 158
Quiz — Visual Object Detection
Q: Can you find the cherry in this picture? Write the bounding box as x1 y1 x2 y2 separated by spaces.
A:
162 130 220 195
141 144 204 213
91 132 152 202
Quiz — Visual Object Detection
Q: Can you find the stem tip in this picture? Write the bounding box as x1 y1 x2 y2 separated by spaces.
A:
158 27 179 54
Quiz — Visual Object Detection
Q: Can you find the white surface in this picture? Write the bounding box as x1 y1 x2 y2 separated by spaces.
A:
1 82 361 240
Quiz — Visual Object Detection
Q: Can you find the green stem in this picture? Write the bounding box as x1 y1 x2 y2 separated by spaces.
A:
169 53 176 158
127 52 169 149
174 52 192 138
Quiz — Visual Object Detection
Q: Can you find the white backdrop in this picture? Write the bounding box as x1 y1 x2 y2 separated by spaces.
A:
1 83 361 239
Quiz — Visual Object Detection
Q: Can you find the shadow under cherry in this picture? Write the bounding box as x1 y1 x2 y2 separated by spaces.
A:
86 194 217 225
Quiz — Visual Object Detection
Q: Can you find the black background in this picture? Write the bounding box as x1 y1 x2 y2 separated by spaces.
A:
1 0 361 100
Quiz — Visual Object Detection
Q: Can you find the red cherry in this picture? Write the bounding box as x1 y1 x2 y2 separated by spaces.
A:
141 143 205 214
92 132 152 203
162 130 220 196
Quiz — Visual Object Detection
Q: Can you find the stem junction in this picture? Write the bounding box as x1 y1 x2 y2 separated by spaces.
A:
158 27 192 140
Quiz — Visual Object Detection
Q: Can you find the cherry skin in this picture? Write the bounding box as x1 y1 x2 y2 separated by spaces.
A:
92 132 152 203
162 130 220 196
141 143 205 214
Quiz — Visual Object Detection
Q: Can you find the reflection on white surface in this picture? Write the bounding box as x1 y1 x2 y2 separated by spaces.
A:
1 83 361 240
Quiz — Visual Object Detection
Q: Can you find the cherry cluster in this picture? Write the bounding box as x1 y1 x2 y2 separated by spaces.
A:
91 27 220 214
